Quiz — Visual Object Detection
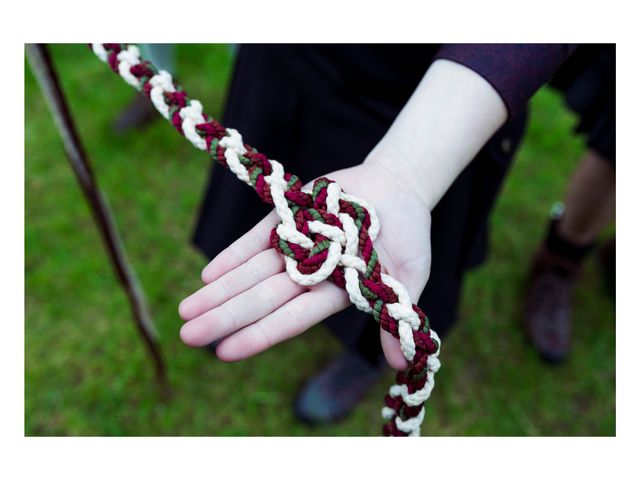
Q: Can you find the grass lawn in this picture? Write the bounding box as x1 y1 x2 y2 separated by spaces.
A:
25 44 615 436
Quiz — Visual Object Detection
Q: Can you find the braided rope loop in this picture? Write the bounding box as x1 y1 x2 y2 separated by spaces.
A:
92 44 441 436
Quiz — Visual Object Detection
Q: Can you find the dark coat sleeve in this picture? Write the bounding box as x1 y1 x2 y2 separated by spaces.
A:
434 44 577 119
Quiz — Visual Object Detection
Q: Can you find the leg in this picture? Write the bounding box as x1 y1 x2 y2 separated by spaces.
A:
524 149 615 363
557 149 615 245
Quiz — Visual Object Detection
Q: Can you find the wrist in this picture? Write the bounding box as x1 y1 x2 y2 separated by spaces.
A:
363 144 439 212
363 59 509 214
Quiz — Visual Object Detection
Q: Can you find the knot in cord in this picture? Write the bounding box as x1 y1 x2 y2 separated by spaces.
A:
92 43 441 436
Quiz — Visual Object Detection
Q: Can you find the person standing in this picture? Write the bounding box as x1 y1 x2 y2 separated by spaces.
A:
524 44 615 363
181 44 576 425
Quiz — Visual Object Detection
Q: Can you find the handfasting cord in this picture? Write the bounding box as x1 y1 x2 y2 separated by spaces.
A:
92 43 441 436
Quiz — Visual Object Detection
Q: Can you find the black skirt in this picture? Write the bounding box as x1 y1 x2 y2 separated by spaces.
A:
192 45 527 352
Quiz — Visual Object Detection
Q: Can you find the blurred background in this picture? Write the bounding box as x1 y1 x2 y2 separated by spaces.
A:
25 44 615 436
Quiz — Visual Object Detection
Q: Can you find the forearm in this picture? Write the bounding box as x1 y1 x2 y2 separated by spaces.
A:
365 59 508 211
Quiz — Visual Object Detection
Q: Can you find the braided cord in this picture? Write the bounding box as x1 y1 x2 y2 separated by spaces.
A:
92 44 441 436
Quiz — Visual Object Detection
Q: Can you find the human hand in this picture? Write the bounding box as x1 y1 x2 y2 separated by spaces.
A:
178 161 432 370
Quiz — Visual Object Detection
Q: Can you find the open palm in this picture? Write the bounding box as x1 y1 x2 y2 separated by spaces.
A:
178 161 432 370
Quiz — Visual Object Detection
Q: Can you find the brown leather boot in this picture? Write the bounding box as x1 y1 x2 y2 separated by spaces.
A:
523 246 581 364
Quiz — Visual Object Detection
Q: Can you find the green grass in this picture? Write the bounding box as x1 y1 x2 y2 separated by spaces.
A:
25 44 615 436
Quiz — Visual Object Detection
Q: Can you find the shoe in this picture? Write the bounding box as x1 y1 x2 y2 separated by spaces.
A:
294 351 385 425
523 247 579 364
113 94 158 134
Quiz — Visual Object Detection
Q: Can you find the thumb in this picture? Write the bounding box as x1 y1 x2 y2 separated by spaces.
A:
378 258 431 371
380 329 408 370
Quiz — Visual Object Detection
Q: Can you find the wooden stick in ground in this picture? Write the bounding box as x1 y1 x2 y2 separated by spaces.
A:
26 44 170 398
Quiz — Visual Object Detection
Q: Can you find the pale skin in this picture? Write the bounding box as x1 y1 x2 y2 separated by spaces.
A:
557 149 615 245
178 59 508 370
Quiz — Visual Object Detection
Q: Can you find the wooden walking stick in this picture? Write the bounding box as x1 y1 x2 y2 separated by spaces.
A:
26 44 170 398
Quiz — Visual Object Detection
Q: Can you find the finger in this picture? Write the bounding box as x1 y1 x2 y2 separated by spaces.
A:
380 329 408 371
377 269 419 371
180 272 306 347
201 210 279 284
179 249 285 321
377 252 427 371
215 282 350 362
